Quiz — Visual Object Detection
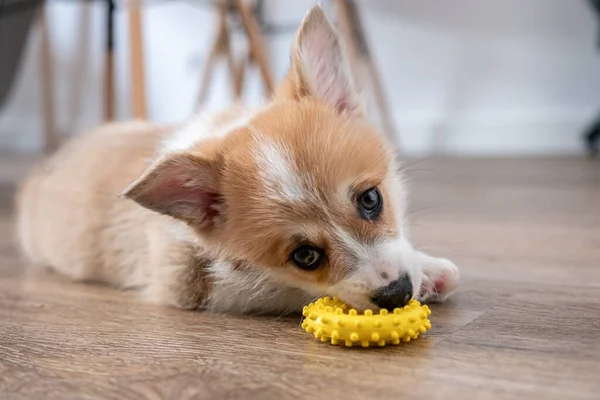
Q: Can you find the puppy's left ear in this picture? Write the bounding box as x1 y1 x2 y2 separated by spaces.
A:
121 153 223 230
287 6 363 117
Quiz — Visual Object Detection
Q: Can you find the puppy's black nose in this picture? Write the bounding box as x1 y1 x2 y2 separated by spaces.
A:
371 274 413 310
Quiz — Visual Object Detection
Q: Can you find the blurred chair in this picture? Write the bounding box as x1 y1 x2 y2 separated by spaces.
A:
98 0 148 122
194 0 274 109
2 0 397 152
193 0 398 148
334 0 398 148
0 0 147 153
0 0 57 152
0 0 39 113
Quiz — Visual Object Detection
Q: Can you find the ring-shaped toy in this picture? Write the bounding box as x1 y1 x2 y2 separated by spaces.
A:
301 296 432 347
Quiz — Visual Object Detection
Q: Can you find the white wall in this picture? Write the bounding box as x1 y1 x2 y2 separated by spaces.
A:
1 0 599 155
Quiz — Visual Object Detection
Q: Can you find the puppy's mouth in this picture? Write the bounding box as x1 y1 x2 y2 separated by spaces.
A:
333 294 380 312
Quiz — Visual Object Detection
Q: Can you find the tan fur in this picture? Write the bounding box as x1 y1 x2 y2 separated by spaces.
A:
16 6 459 314
16 120 223 308
201 101 398 286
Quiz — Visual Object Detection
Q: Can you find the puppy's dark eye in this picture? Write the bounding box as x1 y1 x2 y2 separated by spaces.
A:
358 187 382 220
290 245 323 270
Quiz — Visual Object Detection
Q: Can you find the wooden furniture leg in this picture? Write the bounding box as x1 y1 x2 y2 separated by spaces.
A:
333 0 361 83
38 4 58 153
196 1 240 108
128 0 147 119
334 0 398 148
104 0 115 121
196 44 219 108
194 0 274 109
65 2 91 135
365 56 397 146
231 0 274 94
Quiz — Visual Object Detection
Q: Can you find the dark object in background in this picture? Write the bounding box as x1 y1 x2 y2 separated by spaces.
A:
0 0 43 111
585 119 600 157
585 0 600 157
590 0 600 46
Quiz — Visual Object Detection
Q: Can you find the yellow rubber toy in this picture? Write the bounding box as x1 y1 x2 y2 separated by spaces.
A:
301 296 432 347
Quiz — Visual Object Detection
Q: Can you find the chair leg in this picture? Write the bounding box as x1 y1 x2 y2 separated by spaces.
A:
333 0 361 83
128 0 147 119
196 47 219 109
232 0 274 95
64 2 91 135
38 4 58 153
364 56 397 146
334 0 399 148
104 0 115 121
195 1 239 109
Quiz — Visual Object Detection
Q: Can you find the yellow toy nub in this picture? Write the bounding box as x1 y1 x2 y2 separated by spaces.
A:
301 297 432 347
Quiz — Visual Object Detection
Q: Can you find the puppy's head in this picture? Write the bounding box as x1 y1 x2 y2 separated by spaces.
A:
124 7 423 310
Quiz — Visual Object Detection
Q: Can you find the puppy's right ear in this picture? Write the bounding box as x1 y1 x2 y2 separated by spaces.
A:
121 153 223 230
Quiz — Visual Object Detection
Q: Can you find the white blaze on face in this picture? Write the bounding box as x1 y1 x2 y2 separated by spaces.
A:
252 133 307 203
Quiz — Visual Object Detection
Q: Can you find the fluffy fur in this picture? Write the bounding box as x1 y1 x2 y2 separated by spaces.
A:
16 6 459 314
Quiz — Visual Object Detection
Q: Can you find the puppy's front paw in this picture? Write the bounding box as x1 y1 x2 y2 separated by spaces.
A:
417 256 459 303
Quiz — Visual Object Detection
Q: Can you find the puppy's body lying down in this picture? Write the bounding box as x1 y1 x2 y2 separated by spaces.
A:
16 7 459 314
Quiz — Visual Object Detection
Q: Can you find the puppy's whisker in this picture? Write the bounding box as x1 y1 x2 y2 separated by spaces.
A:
416 245 448 254
401 168 442 176
395 157 428 173
406 205 439 217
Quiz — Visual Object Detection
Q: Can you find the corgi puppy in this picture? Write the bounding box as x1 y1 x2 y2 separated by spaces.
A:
16 6 459 314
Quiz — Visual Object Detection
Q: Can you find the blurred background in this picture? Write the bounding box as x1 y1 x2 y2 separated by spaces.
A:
1 0 600 156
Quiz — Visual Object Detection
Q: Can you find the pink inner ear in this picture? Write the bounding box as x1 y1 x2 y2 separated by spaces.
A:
300 29 357 116
164 177 214 204
150 174 221 227
125 154 223 228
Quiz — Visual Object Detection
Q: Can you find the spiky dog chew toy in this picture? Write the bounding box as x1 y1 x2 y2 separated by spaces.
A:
301 296 432 347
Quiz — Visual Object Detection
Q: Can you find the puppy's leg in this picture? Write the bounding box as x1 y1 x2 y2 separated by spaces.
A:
415 251 460 303
142 236 213 310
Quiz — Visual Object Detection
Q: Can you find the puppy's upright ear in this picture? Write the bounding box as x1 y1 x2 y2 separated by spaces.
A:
121 153 223 230
285 6 363 117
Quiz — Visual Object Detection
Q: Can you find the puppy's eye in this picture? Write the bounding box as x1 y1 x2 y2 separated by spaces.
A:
290 245 323 270
358 187 382 220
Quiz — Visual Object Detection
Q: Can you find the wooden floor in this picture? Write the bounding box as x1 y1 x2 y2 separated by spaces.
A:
1 156 599 400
